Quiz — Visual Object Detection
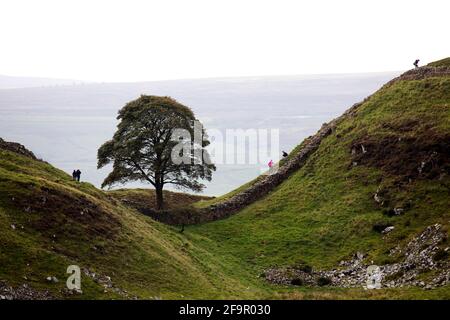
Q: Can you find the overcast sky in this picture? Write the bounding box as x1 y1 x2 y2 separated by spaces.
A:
1 0 449 82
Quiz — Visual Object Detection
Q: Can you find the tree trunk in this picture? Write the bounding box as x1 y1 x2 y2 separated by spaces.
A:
155 185 164 210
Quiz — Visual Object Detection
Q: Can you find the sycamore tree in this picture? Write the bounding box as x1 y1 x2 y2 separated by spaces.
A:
97 95 215 210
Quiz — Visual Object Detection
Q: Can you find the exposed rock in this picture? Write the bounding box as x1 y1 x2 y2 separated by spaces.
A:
82 268 137 299
382 226 395 234
356 251 364 260
0 281 52 300
62 288 83 295
373 188 384 205
265 224 449 289
0 138 38 160
46 276 58 283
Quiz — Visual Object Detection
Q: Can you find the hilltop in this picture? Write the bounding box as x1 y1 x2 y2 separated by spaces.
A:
0 59 450 299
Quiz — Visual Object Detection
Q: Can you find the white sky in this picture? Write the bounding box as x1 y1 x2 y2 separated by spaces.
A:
0 0 449 82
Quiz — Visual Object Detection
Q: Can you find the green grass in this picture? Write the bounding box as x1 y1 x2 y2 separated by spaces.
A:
1 59 450 299
109 188 212 210
428 57 450 67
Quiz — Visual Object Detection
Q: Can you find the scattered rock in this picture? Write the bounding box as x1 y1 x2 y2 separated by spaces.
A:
382 226 395 234
356 251 364 260
265 224 450 289
63 288 83 295
374 193 383 204
82 268 136 299
0 281 52 300
46 276 58 283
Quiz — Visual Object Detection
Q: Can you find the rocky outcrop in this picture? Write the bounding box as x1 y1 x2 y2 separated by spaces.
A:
0 137 38 160
265 224 449 289
0 281 53 300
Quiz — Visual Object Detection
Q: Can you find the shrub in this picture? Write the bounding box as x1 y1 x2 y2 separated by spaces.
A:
290 278 303 286
317 277 332 286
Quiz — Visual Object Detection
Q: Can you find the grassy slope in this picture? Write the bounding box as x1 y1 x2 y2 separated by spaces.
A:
110 188 212 210
428 57 450 67
188 74 450 298
0 151 269 299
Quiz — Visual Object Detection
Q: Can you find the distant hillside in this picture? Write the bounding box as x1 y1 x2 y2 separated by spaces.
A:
0 75 84 89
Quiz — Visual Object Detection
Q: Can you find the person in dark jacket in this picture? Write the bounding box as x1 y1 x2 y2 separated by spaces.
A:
413 59 420 68
72 170 77 180
75 169 81 182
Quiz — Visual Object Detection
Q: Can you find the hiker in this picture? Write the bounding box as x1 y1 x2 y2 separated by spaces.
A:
282 151 288 158
414 59 420 68
268 160 274 168
75 169 81 182
72 170 77 180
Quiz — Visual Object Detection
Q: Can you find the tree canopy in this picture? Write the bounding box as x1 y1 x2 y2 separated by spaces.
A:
97 95 215 209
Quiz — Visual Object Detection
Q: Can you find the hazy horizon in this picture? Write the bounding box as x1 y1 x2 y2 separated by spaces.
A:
0 70 400 89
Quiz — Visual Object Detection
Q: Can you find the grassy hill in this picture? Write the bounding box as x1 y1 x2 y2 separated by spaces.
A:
187 62 450 298
190 66 450 267
0 149 268 299
0 60 449 299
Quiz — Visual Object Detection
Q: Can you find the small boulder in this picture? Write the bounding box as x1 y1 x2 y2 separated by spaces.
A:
46 276 58 283
382 226 395 234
